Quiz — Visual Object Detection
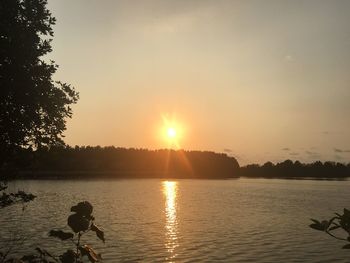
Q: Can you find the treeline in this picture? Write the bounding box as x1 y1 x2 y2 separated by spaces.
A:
2 146 240 179
2 147 350 179
240 160 350 179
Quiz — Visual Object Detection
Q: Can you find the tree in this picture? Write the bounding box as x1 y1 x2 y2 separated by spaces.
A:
0 0 79 166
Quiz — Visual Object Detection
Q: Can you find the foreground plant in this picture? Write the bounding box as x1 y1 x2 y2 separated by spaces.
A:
0 182 36 263
15 201 105 263
0 182 36 209
309 208 350 249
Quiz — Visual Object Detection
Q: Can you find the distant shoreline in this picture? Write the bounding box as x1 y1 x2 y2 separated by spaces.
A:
6 171 349 181
11 170 238 180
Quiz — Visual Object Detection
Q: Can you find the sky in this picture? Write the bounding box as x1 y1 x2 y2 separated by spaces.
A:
48 0 350 165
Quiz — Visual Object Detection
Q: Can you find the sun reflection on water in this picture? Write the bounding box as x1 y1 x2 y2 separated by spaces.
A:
162 181 179 261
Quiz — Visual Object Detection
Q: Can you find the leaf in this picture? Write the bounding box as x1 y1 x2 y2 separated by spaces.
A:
71 201 93 217
49 230 74 241
309 219 327 231
21 255 37 262
342 244 350 249
310 219 321 225
328 225 341 231
67 214 90 233
90 223 105 243
35 247 44 255
321 220 330 229
79 245 101 263
59 250 77 263
309 223 325 231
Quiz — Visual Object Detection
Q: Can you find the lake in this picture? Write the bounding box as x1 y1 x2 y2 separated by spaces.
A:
1 178 350 262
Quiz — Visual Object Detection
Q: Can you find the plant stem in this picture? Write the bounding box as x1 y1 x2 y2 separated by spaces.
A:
326 230 347 241
76 232 81 263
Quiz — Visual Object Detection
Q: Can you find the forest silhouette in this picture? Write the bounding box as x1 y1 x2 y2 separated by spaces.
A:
5 146 240 179
3 146 350 179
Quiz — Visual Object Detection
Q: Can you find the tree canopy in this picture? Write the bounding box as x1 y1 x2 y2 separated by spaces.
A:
10 146 241 179
0 0 78 159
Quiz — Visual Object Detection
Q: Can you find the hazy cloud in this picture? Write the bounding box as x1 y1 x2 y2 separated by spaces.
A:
334 148 350 153
334 148 343 153
289 152 299 156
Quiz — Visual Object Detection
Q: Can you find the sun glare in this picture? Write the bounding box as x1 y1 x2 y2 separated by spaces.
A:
159 114 186 149
167 127 176 138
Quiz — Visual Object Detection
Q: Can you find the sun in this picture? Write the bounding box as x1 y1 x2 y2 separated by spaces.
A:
167 127 177 138
158 114 186 149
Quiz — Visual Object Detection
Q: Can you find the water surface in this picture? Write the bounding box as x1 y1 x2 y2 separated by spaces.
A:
1 178 350 262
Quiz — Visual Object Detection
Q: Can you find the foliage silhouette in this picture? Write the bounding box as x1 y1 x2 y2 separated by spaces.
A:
310 209 350 249
0 181 36 262
0 182 36 209
10 146 240 179
0 0 79 170
3 201 105 263
240 159 350 179
7 146 350 179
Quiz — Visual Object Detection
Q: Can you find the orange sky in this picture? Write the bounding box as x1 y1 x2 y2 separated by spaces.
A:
48 0 350 165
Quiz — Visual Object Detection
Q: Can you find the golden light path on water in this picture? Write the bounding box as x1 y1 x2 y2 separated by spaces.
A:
162 181 179 261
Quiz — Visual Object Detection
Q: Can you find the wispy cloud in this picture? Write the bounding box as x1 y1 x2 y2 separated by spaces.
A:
289 152 299 156
334 148 350 153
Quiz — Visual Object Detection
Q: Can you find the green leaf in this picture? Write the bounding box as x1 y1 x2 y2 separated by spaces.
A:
49 230 74 241
90 223 105 243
